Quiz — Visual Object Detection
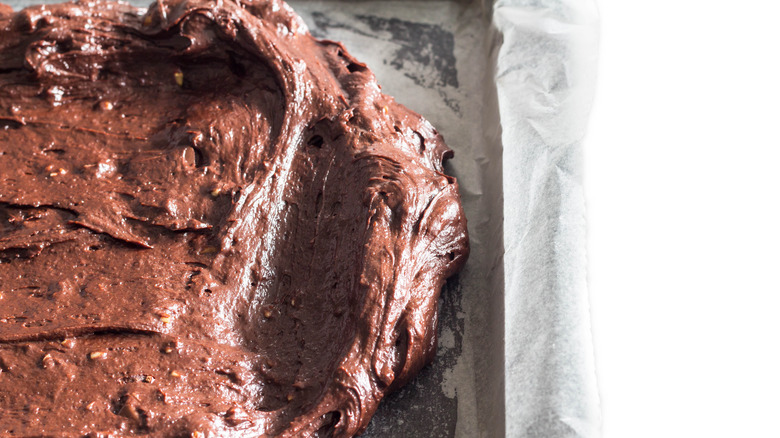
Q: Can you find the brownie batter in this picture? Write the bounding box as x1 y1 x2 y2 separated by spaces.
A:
0 0 468 436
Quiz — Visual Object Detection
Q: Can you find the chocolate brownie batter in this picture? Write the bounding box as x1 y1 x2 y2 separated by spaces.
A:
0 0 468 436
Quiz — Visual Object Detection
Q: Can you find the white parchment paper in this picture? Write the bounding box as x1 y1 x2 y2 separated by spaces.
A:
5 0 601 436
492 1 600 437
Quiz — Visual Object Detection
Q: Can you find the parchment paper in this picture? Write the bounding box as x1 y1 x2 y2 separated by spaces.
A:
5 0 601 436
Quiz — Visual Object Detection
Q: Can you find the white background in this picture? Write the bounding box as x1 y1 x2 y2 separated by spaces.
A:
585 1 780 437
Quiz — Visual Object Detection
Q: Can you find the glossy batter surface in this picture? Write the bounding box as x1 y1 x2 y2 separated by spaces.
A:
0 0 468 436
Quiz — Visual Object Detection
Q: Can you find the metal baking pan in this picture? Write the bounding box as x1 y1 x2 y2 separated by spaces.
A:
3 0 600 436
